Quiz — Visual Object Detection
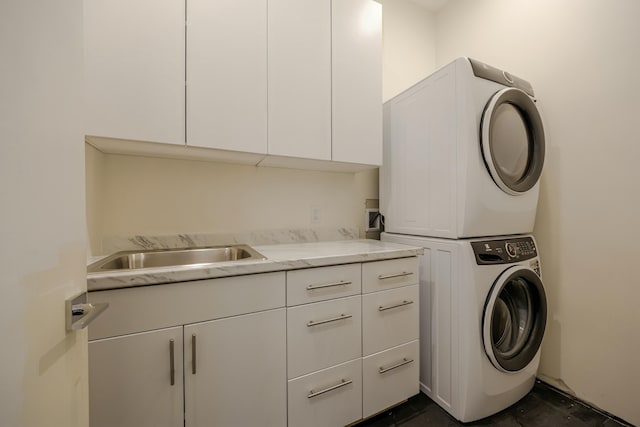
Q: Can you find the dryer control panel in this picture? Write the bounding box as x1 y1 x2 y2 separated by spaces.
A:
471 236 537 265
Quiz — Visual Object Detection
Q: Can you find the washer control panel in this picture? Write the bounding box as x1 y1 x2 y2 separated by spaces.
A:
471 236 537 265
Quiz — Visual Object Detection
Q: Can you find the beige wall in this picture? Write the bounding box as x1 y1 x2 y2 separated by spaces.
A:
86 144 106 255
379 0 436 101
86 0 432 256
1 0 89 425
435 0 640 424
90 152 368 252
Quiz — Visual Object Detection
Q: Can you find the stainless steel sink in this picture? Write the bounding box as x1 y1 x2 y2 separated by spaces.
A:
88 245 266 273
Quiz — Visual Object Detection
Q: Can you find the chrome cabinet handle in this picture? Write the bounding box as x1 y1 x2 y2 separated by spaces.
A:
308 379 353 399
307 280 352 291
307 313 352 327
379 357 414 374
377 271 413 280
191 334 197 375
169 339 175 386
378 300 414 312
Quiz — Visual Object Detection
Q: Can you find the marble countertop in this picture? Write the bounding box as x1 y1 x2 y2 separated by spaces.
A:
87 239 423 291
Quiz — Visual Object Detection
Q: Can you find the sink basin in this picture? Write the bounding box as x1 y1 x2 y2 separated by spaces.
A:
88 245 266 273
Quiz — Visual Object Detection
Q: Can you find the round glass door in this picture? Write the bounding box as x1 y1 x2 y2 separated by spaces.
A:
483 266 547 372
481 87 545 195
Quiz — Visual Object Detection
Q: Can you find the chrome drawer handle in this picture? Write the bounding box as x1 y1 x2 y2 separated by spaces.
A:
169 339 175 386
307 280 352 291
379 357 414 374
191 334 197 375
378 300 414 312
377 271 413 280
308 378 353 399
307 313 352 327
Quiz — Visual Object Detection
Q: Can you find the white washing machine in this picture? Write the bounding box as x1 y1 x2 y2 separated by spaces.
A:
382 232 547 422
380 57 546 238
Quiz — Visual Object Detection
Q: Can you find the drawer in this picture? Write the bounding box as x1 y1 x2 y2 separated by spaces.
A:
287 295 361 379
287 263 361 306
288 358 362 427
362 285 419 356
362 257 418 294
363 340 419 419
88 272 285 340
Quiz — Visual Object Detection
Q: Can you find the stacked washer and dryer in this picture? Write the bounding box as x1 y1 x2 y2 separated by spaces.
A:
380 57 548 422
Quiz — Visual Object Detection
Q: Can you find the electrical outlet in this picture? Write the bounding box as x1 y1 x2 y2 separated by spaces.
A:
365 208 380 232
310 206 321 224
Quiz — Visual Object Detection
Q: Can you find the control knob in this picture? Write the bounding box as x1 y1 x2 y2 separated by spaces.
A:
505 242 517 258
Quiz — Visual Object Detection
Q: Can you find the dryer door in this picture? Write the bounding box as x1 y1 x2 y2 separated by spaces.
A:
481 87 545 195
483 266 547 372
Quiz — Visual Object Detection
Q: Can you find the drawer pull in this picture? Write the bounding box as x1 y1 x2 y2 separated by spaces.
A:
307 280 352 291
308 378 353 399
307 313 352 327
378 300 414 312
378 271 413 280
191 334 197 375
169 339 175 386
379 357 414 374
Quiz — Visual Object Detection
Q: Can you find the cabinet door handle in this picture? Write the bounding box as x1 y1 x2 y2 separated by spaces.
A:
378 300 414 312
308 378 353 399
377 271 413 280
191 334 197 375
306 280 352 291
169 339 175 386
307 313 352 327
379 357 414 374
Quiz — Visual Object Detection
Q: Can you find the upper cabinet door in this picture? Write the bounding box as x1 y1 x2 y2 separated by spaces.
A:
331 0 382 165
187 0 268 154
83 0 185 144
267 0 331 160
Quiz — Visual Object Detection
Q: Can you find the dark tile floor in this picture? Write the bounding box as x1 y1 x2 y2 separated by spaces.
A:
357 381 633 427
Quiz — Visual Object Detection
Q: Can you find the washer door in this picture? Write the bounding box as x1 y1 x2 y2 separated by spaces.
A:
481 87 545 195
483 266 547 372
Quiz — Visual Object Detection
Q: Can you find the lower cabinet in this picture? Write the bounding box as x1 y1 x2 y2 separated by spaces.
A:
286 295 362 379
288 359 363 427
89 327 184 427
362 340 419 419
89 309 286 427
184 309 287 427
88 257 419 426
285 257 420 425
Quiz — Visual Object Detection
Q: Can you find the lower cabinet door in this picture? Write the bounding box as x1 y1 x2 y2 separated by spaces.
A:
362 340 419 419
184 308 287 427
89 326 184 427
288 358 363 427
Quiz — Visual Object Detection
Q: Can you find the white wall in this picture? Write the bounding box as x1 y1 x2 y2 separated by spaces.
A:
86 0 433 255
0 1 88 426
379 0 436 101
435 1 640 424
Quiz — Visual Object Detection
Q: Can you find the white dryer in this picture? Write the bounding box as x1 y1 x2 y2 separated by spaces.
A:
382 232 547 422
380 57 546 238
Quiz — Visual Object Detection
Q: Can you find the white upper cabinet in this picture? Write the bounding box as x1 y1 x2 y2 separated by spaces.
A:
187 0 268 154
83 0 185 144
83 0 381 169
331 0 382 165
267 0 331 160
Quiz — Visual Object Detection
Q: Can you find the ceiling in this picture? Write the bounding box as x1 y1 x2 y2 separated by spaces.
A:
409 0 450 12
